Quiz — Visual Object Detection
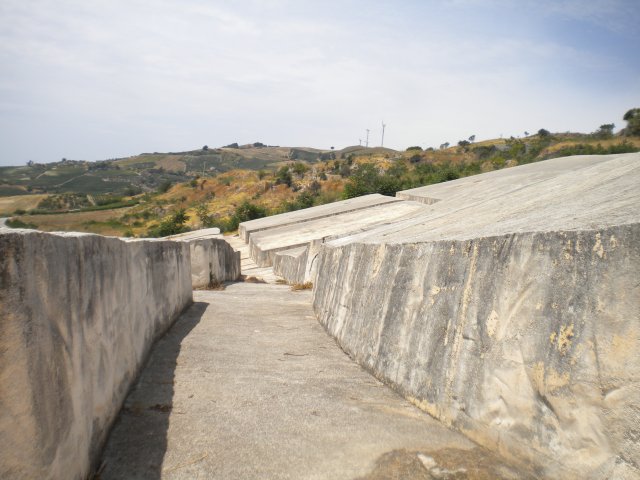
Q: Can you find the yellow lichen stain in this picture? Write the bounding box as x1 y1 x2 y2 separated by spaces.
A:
407 395 441 421
557 324 574 355
609 235 618 250
592 233 604 259
449 244 455 255
486 310 499 338
429 285 441 305
549 331 557 344
563 240 573 260
535 302 543 311
552 302 558 310
575 239 582 253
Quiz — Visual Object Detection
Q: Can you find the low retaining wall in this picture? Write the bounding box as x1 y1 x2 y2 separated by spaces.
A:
0 229 192 480
313 225 639 479
186 238 241 287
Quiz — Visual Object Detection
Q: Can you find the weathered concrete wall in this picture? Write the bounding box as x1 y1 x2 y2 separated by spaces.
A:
273 246 308 284
0 229 193 480
313 225 640 479
187 238 241 287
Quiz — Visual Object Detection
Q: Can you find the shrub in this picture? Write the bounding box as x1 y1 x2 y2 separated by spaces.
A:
147 209 189 237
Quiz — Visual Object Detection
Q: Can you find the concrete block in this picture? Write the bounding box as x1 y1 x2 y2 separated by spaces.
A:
238 193 402 242
0 230 192 480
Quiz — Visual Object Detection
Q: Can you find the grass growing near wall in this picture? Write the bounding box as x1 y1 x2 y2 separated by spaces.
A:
290 282 313 291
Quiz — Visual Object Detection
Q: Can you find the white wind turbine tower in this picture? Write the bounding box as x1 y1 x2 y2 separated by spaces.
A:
381 121 386 147
365 129 370 148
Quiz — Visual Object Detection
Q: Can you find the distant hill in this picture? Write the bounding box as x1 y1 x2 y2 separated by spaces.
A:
2 122 639 237
0 145 397 197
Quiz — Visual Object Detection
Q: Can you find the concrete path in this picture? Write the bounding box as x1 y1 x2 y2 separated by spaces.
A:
224 234 281 283
98 283 532 479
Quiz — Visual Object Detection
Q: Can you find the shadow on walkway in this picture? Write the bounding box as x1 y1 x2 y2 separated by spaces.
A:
96 302 208 479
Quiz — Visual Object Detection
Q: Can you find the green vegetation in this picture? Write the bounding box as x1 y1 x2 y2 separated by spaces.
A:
623 108 640 136
147 209 189 237
5 218 38 229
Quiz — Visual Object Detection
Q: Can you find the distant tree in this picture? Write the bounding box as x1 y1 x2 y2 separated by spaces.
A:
330 146 335 150
537 128 550 137
292 162 308 176
257 170 268 180
468 135 476 143
458 140 470 148
275 166 293 187
202 145 209 151
524 131 530 137
406 146 423 151
439 142 450 150
224 142 239 149
149 209 189 237
26 160 34 166
623 108 640 136
595 123 615 139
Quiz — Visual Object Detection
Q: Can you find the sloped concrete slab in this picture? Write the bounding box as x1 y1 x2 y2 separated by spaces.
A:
238 193 402 241
248 200 428 267
313 153 640 479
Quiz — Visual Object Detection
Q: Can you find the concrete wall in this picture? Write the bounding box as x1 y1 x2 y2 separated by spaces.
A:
313 225 639 479
187 238 241 288
0 229 193 480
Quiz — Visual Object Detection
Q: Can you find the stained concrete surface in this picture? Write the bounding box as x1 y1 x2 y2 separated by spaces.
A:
98 283 531 480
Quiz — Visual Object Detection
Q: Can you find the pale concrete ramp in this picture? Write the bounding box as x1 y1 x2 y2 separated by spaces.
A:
98 283 531 479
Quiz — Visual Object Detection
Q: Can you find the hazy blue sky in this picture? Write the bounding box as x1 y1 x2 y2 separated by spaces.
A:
0 0 638 165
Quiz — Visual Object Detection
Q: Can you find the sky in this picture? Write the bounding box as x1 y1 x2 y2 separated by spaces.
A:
0 0 638 165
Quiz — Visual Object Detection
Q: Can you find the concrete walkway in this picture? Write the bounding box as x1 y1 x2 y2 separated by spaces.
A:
224 234 281 283
98 283 531 479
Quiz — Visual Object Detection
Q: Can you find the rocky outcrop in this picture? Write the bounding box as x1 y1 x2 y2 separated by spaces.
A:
312 153 640 479
0 229 192 480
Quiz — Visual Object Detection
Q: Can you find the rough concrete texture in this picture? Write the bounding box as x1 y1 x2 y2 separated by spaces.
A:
395 153 616 206
272 245 308 284
238 193 401 242
180 238 240 288
248 200 427 267
0 229 192 480
313 153 640 479
99 283 533 479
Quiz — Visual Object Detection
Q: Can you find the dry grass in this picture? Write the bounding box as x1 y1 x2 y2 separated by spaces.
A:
0 194 48 215
14 207 133 236
290 282 313 291
195 279 226 291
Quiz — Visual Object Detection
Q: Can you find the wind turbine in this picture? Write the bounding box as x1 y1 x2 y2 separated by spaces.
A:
381 121 386 147
365 129 370 148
